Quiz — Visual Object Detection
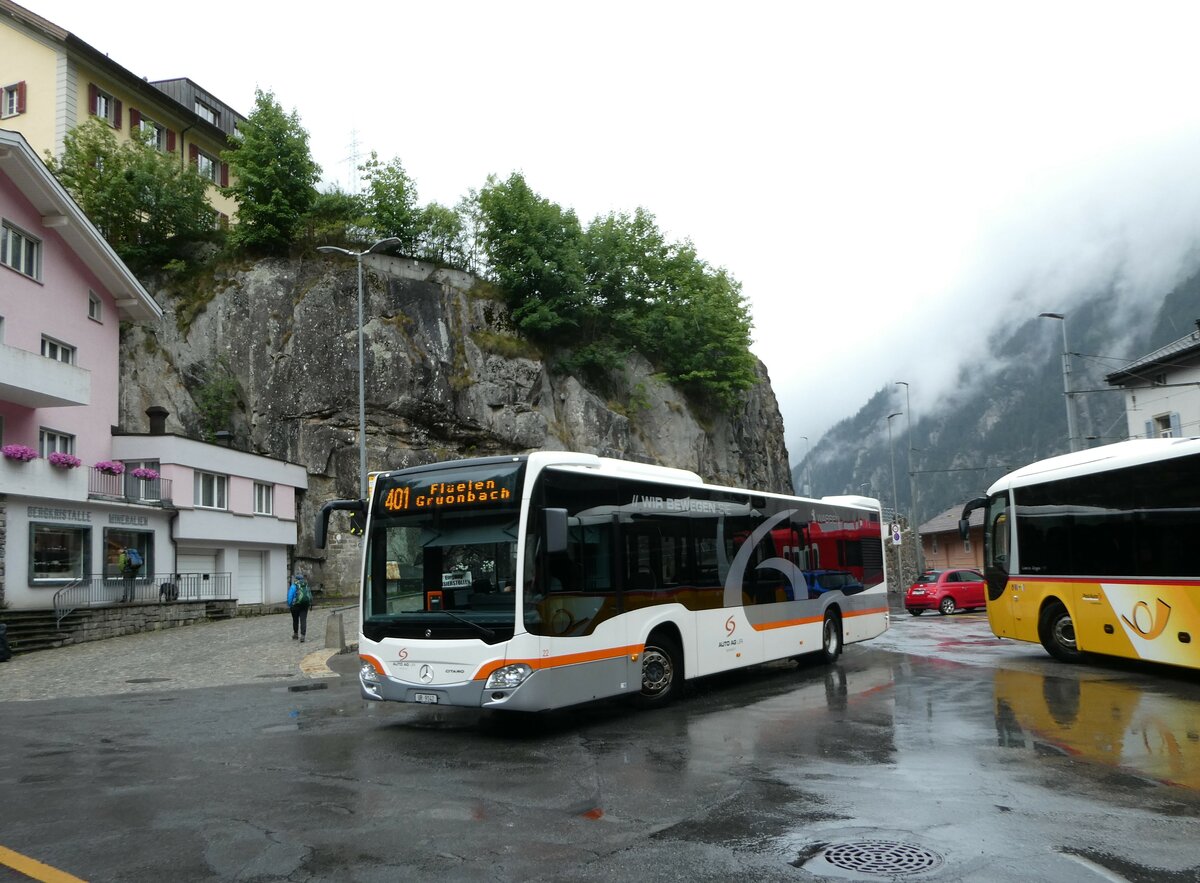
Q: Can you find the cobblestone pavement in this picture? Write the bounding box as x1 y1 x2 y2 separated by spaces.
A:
0 606 358 702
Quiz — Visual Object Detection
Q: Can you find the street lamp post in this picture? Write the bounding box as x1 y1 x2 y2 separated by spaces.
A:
887 411 903 592
316 237 402 499
799 435 810 496
886 412 902 524
895 381 923 572
1038 312 1081 453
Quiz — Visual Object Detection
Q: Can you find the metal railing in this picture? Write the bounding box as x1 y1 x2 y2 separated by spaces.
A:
53 571 232 627
87 469 173 505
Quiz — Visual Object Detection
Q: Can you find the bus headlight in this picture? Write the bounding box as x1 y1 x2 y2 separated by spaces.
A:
360 663 382 684
485 663 532 690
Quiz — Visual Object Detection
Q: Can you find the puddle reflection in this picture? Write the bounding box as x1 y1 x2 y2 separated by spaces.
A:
993 669 1200 789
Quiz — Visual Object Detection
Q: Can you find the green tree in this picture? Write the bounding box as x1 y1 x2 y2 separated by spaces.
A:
638 243 758 409
417 202 465 267
303 186 366 244
222 89 320 254
192 358 242 441
476 173 588 336
359 152 421 252
47 118 213 269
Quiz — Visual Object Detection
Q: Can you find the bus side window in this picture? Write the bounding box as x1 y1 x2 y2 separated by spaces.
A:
991 513 1009 571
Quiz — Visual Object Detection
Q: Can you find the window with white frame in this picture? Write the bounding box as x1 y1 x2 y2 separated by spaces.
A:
195 150 217 182
41 336 75 365
89 292 102 322
1151 413 1181 438
2 82 25 118
1 221 41 279
39 428 75 456
138 115 168 151
92 87 118 126
194 100 217 125
963 536 972 553
254 482 274 515
194 470 228 509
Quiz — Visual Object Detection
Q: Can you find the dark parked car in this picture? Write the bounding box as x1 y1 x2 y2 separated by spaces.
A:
802 569 865 599
905 568 986 616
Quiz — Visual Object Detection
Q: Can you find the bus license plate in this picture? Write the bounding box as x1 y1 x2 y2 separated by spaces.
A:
414 693 439 704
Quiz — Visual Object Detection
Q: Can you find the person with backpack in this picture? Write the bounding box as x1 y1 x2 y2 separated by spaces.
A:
118 547 142 602
288 573 313 643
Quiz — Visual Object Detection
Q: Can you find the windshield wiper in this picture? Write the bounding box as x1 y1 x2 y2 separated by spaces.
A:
432 609 496 641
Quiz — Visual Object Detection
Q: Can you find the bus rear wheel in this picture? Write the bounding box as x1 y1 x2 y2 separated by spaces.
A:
1038 600 1083 663
632 633 682 708
819 611 842 664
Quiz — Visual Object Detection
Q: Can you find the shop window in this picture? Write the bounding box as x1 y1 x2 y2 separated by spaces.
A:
30 523 91 584
103 529 153 579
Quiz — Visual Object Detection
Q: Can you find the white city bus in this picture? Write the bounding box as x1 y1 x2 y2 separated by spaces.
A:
316 452 889 712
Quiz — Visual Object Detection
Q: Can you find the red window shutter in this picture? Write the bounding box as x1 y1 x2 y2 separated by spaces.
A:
189 143 199 165
88 82 98 115
15 81 26 114
129 107 141 129
166 129 176 152
220 162 229 187
112 99 122 129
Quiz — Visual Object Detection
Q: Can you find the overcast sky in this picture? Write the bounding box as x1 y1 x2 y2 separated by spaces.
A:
26 1 1200 464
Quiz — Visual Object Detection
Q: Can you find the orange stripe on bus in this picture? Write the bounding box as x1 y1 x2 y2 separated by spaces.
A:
474 644 643 681
750 605 889 631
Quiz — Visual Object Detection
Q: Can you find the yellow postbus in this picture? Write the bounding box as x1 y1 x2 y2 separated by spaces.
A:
960 439 1200 670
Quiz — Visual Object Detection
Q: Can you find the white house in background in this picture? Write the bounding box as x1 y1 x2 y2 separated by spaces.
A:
0 127 306 611
111 418 307 606
1105 320 1200 439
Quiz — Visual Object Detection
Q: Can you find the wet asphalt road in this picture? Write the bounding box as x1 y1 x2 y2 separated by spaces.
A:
1 605 1198 883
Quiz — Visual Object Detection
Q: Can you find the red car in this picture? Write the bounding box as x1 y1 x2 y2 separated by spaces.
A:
905 568 986 616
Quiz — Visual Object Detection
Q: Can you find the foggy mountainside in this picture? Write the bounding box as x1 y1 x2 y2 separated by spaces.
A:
794 267 1200 525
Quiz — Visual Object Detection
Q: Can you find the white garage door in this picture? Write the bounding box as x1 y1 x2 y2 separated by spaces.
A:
176 549 219 599
237 550 264 605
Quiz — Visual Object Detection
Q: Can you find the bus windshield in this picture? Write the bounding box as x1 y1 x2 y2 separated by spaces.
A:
363 461 523 644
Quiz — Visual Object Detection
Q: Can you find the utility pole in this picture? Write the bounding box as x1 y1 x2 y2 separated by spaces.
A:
1039 312 1082 452
896 381 923 572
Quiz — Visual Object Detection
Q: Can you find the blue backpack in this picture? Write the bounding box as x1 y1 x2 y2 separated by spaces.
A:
126 548 143 568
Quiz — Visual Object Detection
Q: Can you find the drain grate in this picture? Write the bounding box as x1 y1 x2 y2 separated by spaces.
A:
810 840 944 878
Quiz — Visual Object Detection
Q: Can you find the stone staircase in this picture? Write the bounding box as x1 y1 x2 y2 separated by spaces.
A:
0 600 239 656
0 609 84 654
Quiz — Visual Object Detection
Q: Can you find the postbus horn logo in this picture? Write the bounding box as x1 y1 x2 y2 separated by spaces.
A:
1122 598 1171 640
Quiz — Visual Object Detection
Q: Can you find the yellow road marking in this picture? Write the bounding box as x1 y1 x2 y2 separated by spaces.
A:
0 844 86 882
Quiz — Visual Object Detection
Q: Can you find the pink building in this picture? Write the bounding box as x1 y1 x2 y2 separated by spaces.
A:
1 128 306 617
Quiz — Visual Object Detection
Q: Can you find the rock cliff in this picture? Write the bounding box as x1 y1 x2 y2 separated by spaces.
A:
119 254 792 590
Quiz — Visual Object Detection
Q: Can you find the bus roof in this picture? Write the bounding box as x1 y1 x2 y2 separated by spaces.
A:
987 437 1200 493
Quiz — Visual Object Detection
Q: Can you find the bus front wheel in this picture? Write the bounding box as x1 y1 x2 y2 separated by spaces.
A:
820 611 843 664
632 634 682 708
1038 600 1083 663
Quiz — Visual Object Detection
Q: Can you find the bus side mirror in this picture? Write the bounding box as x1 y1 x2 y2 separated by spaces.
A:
958 496 986 541
348 510 366 536
316 499 366 549
543 508 568 556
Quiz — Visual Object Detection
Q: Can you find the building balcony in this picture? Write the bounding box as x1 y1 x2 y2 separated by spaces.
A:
0 455 88 501
87 469 173 506
0 343 91 408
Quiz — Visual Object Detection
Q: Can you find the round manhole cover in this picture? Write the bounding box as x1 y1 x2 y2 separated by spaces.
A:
806 840 944 879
